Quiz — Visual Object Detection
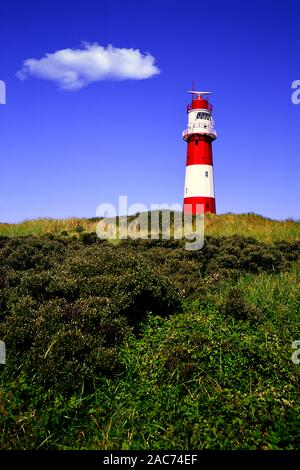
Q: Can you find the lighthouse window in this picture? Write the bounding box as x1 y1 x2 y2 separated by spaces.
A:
196 112 211 121
205 171 209 177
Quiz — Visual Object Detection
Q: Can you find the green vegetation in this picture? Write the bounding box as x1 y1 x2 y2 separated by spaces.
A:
0 212 299 243
0 213 299 449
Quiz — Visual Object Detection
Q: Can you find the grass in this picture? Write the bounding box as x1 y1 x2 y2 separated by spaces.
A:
204 213 299 243
0 217 93 237
1 267 299 449
0 212 299 243
0 219 299 449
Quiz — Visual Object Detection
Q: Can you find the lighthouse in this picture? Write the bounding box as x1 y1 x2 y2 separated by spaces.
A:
183 90 217 214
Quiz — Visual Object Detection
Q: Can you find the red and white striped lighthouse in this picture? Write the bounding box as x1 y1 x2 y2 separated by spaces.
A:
183 90 217 214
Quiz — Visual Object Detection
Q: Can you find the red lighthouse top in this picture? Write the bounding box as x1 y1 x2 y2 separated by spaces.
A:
187 91 213 112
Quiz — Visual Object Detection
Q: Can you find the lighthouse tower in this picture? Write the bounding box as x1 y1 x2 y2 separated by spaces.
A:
183 90 217 214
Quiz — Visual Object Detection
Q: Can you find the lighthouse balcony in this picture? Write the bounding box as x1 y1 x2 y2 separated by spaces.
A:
182 127 217 141
187 102 213 112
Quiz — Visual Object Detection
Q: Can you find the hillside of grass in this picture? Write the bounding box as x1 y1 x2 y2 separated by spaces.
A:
0 212 299 243
0 228 299 449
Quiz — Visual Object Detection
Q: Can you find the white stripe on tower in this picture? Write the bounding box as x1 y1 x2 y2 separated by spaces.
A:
184 164 214 198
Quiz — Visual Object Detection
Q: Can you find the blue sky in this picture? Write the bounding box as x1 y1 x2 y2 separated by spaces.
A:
0 0 299 222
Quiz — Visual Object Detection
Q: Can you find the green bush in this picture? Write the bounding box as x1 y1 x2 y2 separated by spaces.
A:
0 233 299 449
223 287 262 322
74 225 84 233
80 232 98 245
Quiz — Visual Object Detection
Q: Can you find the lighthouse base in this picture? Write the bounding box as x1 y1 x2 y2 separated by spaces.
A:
184 197 216 215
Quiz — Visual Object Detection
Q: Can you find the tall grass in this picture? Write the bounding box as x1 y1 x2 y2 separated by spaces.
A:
0 217 94 237
0 212 299 243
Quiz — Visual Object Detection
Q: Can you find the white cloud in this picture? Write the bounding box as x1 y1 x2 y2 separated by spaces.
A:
17 43 160 90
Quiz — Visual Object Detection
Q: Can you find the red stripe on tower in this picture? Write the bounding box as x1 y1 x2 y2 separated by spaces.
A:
183 89 217 214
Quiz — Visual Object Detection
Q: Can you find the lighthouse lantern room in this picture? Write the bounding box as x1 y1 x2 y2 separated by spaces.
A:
183 90 217 214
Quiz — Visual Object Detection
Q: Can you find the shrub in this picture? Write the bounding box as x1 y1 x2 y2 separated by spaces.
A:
0 232 299 449
74 225 84 233
222 287 262 322
80 232 98 245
